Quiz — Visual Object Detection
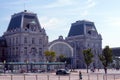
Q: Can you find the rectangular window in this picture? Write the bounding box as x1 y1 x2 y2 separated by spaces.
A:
39 39 42 44
13 37 15 45
39 48 42 56
24 47 27 55
32 38 35 44
24 37 27 43
16 47 18 56
16 37 18 44
9 38 11 45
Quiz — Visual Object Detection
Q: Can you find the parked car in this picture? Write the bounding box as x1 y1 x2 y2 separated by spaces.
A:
56 69 70 75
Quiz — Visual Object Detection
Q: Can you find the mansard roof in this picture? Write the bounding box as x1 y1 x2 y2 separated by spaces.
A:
68 20 98 37
7 10 41 31
7 14 22 31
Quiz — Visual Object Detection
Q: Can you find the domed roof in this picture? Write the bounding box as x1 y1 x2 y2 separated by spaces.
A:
7 10 42 31
68 20 98 37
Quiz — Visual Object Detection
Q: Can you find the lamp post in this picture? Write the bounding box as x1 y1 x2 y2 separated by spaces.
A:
71 57 73 71
26 60 28 73
46 61 49 72
65 61 67 69
3 60 6 74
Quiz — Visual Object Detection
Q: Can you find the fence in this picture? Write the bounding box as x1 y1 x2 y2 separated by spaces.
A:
0 73 120 80
82 73 120 80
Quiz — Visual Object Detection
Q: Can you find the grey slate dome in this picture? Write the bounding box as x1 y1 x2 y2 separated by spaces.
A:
7 10 41 31
68 20 98 37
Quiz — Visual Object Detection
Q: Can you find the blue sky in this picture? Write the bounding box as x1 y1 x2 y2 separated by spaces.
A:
0 0 120 48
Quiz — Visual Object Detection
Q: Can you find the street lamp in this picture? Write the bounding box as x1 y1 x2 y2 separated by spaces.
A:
71 57 73 71
26 60 28 73
65 61 67 69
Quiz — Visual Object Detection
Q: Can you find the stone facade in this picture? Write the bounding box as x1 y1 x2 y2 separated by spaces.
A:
3 10 48 63
49 20 102 69
48 36 73 68
0 37 7 62
66 20 102 68
0 11 102 69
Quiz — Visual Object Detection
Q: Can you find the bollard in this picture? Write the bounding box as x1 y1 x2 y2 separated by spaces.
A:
24 74 25 80
36 75 38 80
103 75 104 80
58 76 60 80
69 74 70 80
114 74 115 80
97 74 99 80
47 75 49 80
11 75 13 80
88 74 90 80
106 74 107 80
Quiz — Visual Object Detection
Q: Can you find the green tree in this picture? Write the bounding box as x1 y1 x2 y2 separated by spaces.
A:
57 54 72 68
83 48 94 73
99 46 113 74
57 54 66 62
44 51 56 62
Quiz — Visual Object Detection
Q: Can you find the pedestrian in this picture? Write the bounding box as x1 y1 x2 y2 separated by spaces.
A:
79 71 82 80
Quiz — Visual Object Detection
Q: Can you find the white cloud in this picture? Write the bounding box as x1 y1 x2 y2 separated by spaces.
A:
39 16 69 41
39 17 63 30
79 0 96 17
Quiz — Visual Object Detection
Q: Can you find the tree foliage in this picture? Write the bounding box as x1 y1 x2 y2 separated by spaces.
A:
83 48 94 73
58 54 66 62
99 46 113 74
44 51 56 62
57 54 71 64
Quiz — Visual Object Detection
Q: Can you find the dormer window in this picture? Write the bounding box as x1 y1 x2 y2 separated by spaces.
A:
32 38 35 44
88 31 91 35
25 20 37 31
26 24 30 29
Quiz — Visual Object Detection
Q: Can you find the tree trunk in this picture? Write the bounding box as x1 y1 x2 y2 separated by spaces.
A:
104 67 107 74
87 66 88 73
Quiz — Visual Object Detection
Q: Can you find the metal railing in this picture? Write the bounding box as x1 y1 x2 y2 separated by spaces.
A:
0 73 120 80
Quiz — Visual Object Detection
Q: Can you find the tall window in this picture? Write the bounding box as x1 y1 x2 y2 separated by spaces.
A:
9 48 12 57
24 47 27 55
32 38 35 44
39 39 42 44
39 48 42 56
31 48 37 56
16 47 18 56
9 38 11 45
13 37 15 45
24 37 27 43
13 48 15 56
16 37 18 44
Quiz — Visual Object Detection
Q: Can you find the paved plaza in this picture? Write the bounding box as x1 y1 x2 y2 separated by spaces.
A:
0 69 120 80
